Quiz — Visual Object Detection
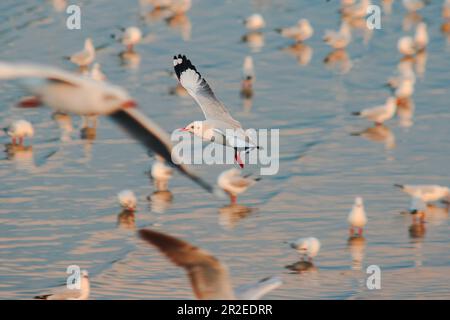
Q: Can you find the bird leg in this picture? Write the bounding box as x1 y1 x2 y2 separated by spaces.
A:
19 137 24 145
358 228 363 236
230 194 237 204
11 137 16 145
349 227 354 236
234 148 244 168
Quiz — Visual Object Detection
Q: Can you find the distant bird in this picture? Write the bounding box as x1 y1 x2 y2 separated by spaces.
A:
409 195 427 222
395 184 450 204
443 0 450 19
324 22 352 49
118 190 137 211
244 14 266 31
340 0 372 19
121 26 142 52
5 119 34 145
241 56 255 98
69 38 95 68
276 19 314 43
397 36 416 56
34 270 90 300
173 54 260 168
387 60 416 89
352 97 397 125
348 197 367 236
414 22 428 51
90 63 106 81
402 0 427 12
151 156 173 191
217 168 260 204
288 237 321 262
149 0 191 14
395 78 415 100
138 229 282 299
0 61 215 193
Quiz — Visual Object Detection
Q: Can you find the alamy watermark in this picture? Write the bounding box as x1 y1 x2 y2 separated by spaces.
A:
66 4 81 30
366 265 381 290
66 264 81 289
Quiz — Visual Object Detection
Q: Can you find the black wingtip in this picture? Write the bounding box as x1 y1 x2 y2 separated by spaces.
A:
173 54 200 80
352 112 361 116
394 184 404 189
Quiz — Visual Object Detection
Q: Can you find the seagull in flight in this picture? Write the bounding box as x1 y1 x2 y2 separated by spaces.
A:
173 55 259 168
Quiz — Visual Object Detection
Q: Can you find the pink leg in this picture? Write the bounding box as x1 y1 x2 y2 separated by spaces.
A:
230 194 237 204
358 228 363 236
234 149 244 169
19 137 23 145
12 137 16 145
349 227 354 236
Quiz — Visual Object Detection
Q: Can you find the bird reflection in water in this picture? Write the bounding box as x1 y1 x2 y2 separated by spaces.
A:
120 51 141 69
347 236 366 271
4 144 35 171
52 112 73 142
147 157 173 213
397 98 415 129
351 124 396 150
403 11 422 32
324 49 352 74
241 32 265 52
166 14 191 41
409 221 426 240
281 43 313 66
285 260 317 273
117 210 136 230
218 204 255 230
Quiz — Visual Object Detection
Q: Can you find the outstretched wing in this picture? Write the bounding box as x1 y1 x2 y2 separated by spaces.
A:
173 54 241 129
138 229 235 300
235 275 282 300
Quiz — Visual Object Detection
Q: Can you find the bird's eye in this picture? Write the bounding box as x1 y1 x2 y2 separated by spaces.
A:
191 126 194 129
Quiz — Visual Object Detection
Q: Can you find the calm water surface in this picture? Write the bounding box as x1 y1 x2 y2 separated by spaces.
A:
0 0 450 299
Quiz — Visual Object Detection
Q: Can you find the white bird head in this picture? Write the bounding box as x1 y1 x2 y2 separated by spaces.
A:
354 196 364 207
180 120 203 136
118 189 137 211
81 270 89 278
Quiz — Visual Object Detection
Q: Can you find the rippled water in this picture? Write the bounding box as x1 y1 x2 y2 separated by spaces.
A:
1 0 450 300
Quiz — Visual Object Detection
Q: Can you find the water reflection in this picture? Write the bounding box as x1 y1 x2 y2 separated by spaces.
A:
218 204 255 230
285 260 317 273
120 51 141 69
347 236 366 271
403 12 422 31
52 112 73 142
281 43 313 66
117 210 136 230
409 221 426 240
241 32 265 52
351 124 396 150
397 98 415 129
324 49 352 74
148 190 173 213
166 14 191 41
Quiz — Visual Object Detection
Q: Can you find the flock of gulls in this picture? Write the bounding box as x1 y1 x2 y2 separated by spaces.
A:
1 0 449 300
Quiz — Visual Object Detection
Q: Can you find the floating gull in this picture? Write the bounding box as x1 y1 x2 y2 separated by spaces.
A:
118 190 137 211
288 237 321 262
69 38 95 68
138 229 282 299
35 270 90 300
173 55 260 168
4 119 34 145
276 19 314 43
241 56 254 98
340 0 371 19
402 0 427 12
352 97 397 125
324 22 352 49
347 197 367 236
151 156 173 191
395 184 450 204
414 22 428 51
217 168 260 204
244 14 266 31
121 26 143 52
0 62 215 192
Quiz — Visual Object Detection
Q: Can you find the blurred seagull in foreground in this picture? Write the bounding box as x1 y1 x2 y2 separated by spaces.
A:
348 197 367 236
4 119 34 145
35 270 90 300
352 97 397 125
69 38 95 68
138 229 282 299
118 190 137 211
241 56 255 98
276 19 314 43
244 14 266 31
217 168 260 204
0 61 215 193
173 55 260 168
288 237 321 262
324 22 352 49
395 184 450 205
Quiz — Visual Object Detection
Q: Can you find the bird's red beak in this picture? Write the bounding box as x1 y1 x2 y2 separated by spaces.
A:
179 127 189 132
121 100 137 109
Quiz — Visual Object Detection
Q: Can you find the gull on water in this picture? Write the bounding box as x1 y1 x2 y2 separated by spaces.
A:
35 270 90 300
340 0 372 19
352 97 397 125
0 62 215 193
323 22 352 49
69 38 95 68
402 0 427 12
288 237 321 262
118 190 137 211
414 22 428 51
409 195 427 222
121 26 143 52
173 55 260 168
244 14 266 31
387 60 416 89
395 184 450 204
217 168 260 204
151 156 173 191
397 36 416 56
276 19 314 43
348 197 367 236
138 229 282 299
4 119 34 145
90 63 106 81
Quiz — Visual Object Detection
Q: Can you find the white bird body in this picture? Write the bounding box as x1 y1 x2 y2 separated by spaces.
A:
395 78 415 99
324 22 352 49
348 197 367 229
396 184 450 203
139 229 282 300
173 55 258 168
243 56 255 80
402 0 426 12
387 61 416 89
414 22 428 51
289 237 321 259
35 270 90 300
278 19 314 42
122 27 142 50
341 0 371 18
70 38 95 67
244 14 266 31
217 168 259 203
354 97 397 124
151 159 173 181
398 36 416 56
6 120 34 143
443 0 450 19
118 190 137 211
